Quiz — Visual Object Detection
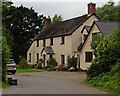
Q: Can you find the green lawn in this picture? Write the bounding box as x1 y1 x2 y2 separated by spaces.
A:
16 68 46 73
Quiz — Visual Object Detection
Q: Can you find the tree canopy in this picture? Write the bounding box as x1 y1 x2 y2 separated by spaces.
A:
2 1 44 63
87 28 120 79
52 14 63 23
96 1 120 21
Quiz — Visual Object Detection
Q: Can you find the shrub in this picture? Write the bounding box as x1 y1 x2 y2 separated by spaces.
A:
19 57 28 69
87 29 120 79
67 56 77 70
1 36 11 82
47 58 57 67
46 65 56 71
44 58 57 71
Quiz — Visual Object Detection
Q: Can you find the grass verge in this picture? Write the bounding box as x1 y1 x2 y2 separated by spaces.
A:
0 82 10 89
85 73 120 94
16 68 46 73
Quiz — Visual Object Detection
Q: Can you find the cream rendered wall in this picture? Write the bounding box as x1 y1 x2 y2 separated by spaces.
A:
83 15 99 26
41 36 72 66
27 42 35 64
72 15 99 54
34 40 43 63
27 35 72 66
27 40 43 64
80 24 100 70
72 26 83 54
51 35 72 66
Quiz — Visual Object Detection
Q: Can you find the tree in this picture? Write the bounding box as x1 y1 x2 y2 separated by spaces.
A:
86 28 120 79
96 1 120 21
0 36 11 82
90 34 103 57
52 14 63 23
2 1 44 63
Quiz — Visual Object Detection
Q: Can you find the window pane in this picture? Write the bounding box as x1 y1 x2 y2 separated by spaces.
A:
43 39 46 46
36 53 39 63
29 53 31 62
50 38 53 45
85 52 93 62
61 37 65 44
36 40 39 47
61 55 65 64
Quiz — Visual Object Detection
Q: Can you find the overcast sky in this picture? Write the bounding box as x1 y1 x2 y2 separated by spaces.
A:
11 0 119 20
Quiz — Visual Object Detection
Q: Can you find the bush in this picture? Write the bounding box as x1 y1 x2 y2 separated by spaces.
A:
67 56 77 70
19 57 28 69
86 29 120 79
86 73 120 94
47 58 57 67
44 58 57 71
45 65 56 71
1 36 11 82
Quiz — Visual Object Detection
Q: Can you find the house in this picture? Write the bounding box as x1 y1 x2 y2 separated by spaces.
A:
78 21 118 70
27 3 99 68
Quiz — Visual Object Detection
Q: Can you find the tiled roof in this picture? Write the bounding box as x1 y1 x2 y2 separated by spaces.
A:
95 21 119 35
41 46 55 55
34 14 97 40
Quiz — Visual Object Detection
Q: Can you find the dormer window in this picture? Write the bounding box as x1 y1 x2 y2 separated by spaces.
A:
82 26 90 42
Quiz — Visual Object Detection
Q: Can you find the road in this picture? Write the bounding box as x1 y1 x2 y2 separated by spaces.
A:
2 71 108 94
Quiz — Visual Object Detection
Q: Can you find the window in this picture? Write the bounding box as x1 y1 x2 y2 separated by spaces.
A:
29 53 31 62
36 40 39 47
43 54 46 67
43 39 46 46
61 55 65 64
61 36 65 44
36 53 39 63
85 52 93 62
50 38 53 45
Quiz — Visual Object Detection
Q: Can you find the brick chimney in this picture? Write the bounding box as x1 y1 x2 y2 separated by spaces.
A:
88 2 96 14
44 16 51 29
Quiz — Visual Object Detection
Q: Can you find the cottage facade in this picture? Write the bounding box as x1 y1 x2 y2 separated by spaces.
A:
27 2 118 70
27 3 100 68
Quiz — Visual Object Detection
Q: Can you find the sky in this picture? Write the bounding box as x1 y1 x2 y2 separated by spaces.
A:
11 0 119 20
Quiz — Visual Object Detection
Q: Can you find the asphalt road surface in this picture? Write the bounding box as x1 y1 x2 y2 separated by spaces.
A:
2 71 108 94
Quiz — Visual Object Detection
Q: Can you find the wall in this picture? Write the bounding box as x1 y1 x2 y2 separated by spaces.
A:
80 23 100 70
27 35 72 66
27 14 99 68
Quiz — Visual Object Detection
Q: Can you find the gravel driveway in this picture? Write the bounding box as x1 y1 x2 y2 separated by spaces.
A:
2 71 108 94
